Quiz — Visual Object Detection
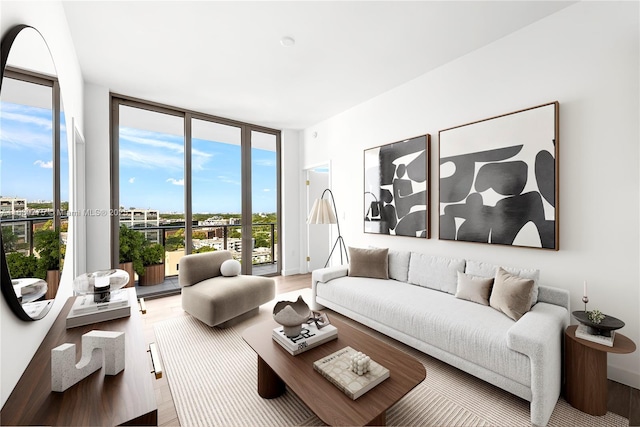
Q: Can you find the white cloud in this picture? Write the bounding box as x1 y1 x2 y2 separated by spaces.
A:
263 188 271 192
254 158 275 167
166 178 184 186
34 159 53 168
217 175 241 186
128 177 135 184
119 126 212 171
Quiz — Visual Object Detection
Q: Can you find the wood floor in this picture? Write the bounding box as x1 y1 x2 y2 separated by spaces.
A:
141 273 312 426
142 272 639 426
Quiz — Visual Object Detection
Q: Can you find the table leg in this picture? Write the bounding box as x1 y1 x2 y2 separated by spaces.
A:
257 355 285 398
565 334 608 415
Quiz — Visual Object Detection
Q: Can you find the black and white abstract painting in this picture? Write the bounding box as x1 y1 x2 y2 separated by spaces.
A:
364 135 430 238
439 102 559 250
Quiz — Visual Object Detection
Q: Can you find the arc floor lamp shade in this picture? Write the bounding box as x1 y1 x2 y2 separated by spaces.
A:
307 189 348 267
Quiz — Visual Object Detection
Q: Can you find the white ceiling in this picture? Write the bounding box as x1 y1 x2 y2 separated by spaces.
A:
62 1 574 130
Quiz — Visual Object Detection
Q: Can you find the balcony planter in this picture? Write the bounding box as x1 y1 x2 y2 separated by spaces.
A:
45 270 60 299
118 262 135 288
34 228 61 298
119 225 145 287
138 263 165 286
138 243 165 286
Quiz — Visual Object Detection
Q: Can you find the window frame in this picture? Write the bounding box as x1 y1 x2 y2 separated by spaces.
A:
109 94 282 277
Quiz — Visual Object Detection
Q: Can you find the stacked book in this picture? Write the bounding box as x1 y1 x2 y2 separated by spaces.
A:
66 289 131 328
575 324 615 347
272 323 338 355
313 346 390 400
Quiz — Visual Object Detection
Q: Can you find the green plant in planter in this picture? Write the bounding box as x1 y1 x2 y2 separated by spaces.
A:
34 228 60 278
119 225 146 276
140 243 165 273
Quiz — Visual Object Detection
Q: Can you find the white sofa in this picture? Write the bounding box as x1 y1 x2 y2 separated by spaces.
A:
311 250 569 427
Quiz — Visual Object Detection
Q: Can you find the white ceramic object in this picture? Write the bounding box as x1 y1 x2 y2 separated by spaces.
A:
51 330 125 392
273 295 311 337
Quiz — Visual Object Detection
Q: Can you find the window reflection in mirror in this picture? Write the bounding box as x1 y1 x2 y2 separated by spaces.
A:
0 25 65 320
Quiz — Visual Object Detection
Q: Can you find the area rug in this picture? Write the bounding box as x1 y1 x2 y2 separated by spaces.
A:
153 290 629 427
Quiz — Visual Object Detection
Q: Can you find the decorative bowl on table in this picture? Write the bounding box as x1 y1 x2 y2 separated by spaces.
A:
572 310 624 337
273 295 311 337
73 269 129 302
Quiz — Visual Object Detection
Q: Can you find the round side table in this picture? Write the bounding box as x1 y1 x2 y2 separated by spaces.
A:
564 325 636 415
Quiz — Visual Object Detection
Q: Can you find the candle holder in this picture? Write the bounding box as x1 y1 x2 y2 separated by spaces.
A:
582 296 589 313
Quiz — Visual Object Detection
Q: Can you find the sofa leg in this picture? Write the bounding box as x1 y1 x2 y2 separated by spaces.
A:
216 307 260 329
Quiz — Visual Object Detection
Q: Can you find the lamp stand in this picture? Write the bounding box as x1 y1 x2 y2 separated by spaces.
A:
321 189 349 268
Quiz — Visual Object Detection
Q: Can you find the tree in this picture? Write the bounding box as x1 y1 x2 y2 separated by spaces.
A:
119 225 146 276
1 227 18 253
193 245 216 254
5 252 40 278
34 228 60 278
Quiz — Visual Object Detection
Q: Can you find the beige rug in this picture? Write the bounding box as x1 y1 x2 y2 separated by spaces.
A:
153 290 629 427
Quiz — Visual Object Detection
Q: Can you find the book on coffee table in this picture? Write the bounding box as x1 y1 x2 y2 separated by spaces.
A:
313 346 390 400
272 323 338 355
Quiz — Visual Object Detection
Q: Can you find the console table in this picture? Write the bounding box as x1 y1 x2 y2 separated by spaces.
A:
564 325 636 416
0 288 158 425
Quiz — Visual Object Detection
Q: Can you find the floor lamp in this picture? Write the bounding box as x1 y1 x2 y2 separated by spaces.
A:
307 188 349 268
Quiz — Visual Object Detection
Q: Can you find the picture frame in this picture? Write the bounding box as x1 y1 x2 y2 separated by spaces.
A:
439 102 559 250
364 134 430 238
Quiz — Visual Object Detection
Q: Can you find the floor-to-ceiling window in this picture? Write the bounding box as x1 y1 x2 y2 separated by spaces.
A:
249 130 279 275
111 97 281 298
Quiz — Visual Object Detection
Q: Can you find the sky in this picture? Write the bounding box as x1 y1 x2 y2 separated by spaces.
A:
0 102 69 204
1 101 277 215
118 126 276 214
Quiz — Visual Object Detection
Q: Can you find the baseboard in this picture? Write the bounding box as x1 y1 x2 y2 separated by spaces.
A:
609 365 640 390
281 268 301 276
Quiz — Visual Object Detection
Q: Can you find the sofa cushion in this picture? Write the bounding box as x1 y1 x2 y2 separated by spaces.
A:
388 250 411 282
465 260 539 306
316 277 531 387
348 247 389 279
407 253 465 294
455 271 493 306
489 268 535 321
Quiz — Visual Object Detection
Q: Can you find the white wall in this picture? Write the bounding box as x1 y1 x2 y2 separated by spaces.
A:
84 83 112 272
0 0 84 407
302 2 640 388
281 129 302 275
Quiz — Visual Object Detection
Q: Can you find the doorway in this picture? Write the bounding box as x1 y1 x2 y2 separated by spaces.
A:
305 165 331 272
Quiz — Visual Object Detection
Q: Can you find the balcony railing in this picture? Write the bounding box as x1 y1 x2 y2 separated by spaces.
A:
127 222 277 274
1 215 67 256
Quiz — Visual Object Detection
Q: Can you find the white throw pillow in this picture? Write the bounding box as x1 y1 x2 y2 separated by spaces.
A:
220 259 241 277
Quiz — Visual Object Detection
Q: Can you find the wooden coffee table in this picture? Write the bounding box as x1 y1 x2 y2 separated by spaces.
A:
242 315 426 426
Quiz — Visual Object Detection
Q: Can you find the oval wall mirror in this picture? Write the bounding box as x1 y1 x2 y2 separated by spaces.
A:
1 25 69 320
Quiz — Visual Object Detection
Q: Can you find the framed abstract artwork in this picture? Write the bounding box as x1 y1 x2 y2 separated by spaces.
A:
364 134 430 238
439 102 559 250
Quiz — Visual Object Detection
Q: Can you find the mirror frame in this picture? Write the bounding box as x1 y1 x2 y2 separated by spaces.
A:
1 24 59 321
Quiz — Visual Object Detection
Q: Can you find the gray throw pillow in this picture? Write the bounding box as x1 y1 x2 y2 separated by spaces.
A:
489 267 534 321
455 271 493 306
348 247 389 279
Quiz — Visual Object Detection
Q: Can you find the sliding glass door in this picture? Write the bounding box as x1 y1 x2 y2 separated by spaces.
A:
191 118 243 261
112 97 280 297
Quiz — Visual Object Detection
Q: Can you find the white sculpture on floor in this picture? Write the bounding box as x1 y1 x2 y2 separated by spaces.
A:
51 330 125 392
